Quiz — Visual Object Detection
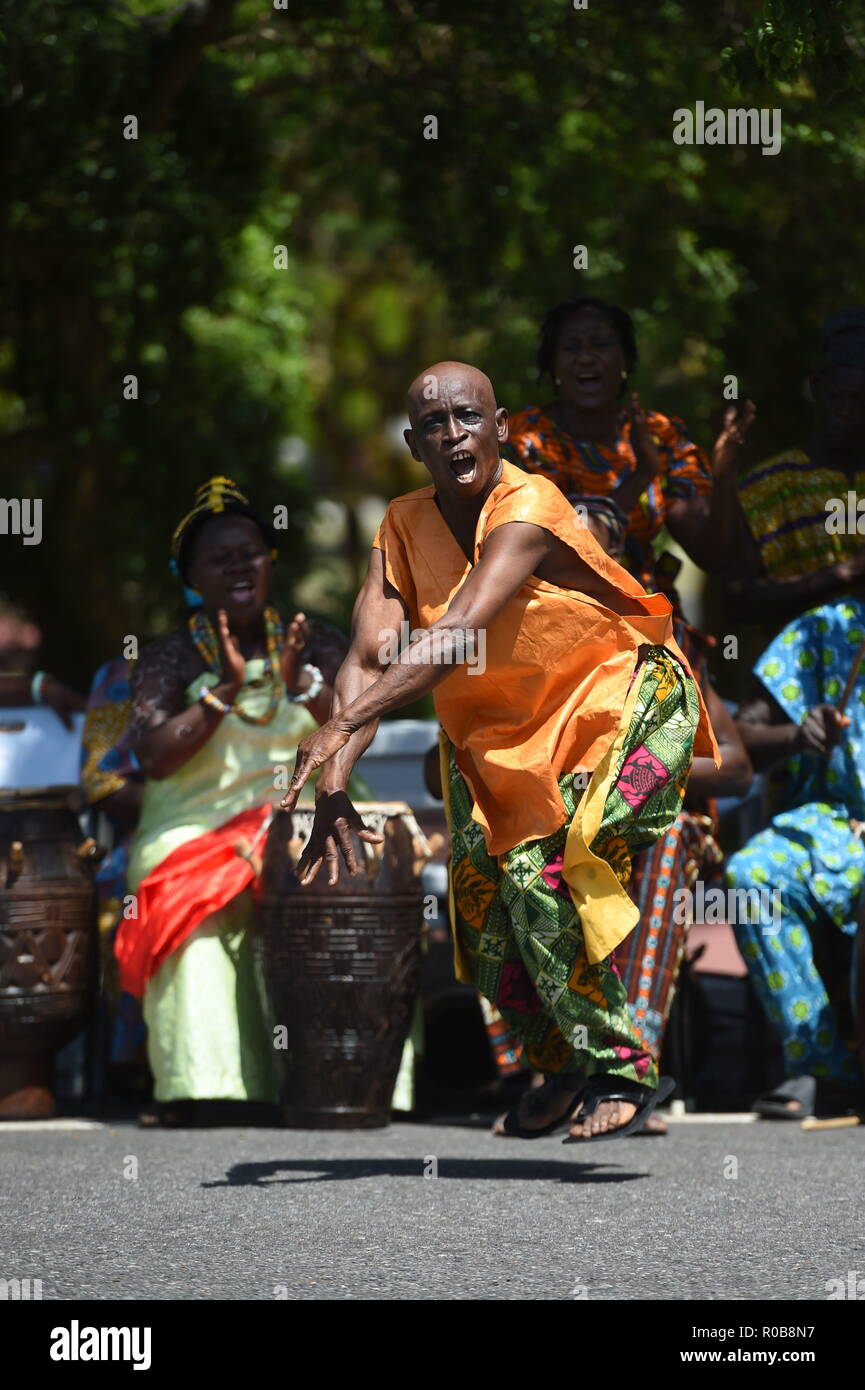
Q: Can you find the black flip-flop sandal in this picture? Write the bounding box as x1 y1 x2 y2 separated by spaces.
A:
137 1100 196 1129
562 1075 675 1144
752 1075 816 1121
495 1076 584 1139
630 1113 669 1137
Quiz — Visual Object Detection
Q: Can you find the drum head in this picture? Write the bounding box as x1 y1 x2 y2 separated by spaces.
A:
0 707 84 789
0 785 84 813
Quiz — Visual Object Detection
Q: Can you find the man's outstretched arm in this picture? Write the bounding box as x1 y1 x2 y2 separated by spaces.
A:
278 545 408 885
282 520 594 883
284 520 554 812
314 546 408 795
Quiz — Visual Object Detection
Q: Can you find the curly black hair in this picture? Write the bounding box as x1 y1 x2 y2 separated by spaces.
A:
536 296 638 385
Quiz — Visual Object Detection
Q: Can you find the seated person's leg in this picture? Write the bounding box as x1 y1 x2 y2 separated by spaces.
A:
727 820 860 1111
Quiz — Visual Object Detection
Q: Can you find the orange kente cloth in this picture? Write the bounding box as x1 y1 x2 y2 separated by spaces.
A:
373 461 718 858
115 804 270 998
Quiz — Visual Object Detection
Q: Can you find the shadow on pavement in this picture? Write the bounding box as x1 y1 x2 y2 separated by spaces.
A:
203 1157 650 1187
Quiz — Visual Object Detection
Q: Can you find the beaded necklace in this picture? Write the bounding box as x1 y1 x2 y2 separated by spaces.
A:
188 606 284 726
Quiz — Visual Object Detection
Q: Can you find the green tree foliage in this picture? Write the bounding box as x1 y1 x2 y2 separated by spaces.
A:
2 0 865 683
1 1 313 679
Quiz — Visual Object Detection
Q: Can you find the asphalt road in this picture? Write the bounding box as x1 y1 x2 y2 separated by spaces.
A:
1 1117 862 1301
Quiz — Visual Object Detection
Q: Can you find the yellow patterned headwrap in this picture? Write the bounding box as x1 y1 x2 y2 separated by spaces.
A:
170 477 252 564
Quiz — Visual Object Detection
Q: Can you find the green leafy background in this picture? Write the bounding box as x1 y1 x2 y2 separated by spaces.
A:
2 0 865 690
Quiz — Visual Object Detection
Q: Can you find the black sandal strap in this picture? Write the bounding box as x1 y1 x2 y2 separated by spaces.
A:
575 1076 654 1120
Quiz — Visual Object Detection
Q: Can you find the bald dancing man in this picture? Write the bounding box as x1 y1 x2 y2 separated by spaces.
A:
282 363 718 1142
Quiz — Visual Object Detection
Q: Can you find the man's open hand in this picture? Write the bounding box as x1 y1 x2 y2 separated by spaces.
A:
289 789 384 886
281 720 353 811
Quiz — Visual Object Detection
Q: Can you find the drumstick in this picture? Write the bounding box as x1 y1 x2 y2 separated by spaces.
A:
837 635 865 715
801 1115 861 1131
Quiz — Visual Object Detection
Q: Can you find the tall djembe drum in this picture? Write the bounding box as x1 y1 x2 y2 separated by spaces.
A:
0 711 98 1117
258 801 429 1128
856 889 865 1084
0 787 99 1116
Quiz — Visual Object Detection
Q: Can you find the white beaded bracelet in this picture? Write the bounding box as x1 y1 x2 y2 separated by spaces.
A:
289 663 324 705
31 670 48 704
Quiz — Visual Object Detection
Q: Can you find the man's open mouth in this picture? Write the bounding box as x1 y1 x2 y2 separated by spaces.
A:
449 451 477 483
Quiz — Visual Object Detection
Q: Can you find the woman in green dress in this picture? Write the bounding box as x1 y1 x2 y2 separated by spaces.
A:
116 477 338 1125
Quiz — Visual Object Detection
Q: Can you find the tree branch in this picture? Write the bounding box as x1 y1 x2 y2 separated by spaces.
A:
147 0 241 126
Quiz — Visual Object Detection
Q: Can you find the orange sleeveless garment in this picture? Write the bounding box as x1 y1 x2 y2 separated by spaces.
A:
373 462 718 858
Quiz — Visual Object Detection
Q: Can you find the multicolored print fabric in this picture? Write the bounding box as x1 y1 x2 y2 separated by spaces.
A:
502 406 711 587
446 647 699 1085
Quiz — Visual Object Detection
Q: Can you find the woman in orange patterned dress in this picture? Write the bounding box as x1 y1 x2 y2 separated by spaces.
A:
502 296 753 596
501 303 755 1128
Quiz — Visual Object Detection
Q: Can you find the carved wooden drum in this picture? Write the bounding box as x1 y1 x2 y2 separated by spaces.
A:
258 802 429 1128
856 889 865 1082
0 787 98 1117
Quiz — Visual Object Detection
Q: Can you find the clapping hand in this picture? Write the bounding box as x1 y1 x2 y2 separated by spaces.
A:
279 611 311 697
712 400 756 475
215 609 245 696
624 393 664 488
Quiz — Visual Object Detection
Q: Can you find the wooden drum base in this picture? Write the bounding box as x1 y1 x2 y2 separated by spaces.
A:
282 1105 390 1131
0 1055 55 1118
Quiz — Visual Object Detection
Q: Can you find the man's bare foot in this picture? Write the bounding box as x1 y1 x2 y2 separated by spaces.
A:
639 1112 668 1135
568 1097 637 1140
563 1076 675 1143
492 1077 582 1136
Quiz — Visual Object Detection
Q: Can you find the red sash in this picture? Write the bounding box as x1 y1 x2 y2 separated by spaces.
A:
115 804 271 999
